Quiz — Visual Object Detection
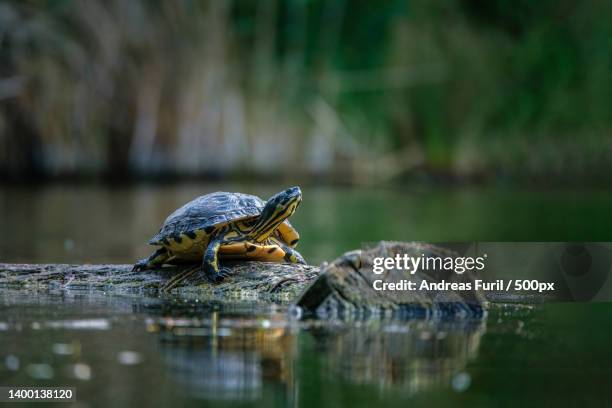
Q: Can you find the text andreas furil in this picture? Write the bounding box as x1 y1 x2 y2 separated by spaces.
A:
371 253 555 293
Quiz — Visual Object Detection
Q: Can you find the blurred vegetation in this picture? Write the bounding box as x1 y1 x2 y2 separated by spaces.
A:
0 0 610 184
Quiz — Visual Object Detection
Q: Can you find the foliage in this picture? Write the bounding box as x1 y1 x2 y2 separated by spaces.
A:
0 0 610 184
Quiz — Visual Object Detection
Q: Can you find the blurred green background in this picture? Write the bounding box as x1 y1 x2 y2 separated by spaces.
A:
1 0 611 185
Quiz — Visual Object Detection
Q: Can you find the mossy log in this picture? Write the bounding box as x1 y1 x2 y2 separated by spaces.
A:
0 262 320 303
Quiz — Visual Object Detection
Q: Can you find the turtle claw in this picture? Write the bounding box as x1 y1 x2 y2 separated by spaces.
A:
205 267 232 284
132 261 149 272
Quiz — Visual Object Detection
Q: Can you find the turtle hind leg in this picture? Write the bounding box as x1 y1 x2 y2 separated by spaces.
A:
133 248 169 271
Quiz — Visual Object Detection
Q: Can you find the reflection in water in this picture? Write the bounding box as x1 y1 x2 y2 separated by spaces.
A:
147 301 485 402
149 311 298 403
163 347 263 401
311 320 485 394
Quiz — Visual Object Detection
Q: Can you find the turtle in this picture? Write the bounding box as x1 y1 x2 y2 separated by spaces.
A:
133 186 306 283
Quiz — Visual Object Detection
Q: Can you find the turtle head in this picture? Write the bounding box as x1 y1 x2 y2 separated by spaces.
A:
250 187 302 240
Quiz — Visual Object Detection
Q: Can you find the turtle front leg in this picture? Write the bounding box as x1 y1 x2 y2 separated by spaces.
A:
270 237 306 264
202 237 232 283
283 246 306 264
133 248 169 271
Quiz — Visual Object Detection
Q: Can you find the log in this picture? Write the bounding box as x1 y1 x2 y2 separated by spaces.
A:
0 262 320 303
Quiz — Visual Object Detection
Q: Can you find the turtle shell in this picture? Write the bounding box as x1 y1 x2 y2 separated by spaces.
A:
149 192 265 245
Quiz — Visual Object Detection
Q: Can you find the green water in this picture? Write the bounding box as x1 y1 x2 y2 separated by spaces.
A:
1 184 612 406
2 184 612 264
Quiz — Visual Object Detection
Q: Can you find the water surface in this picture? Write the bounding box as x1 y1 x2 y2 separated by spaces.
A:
2 183 611 264
1 289 610 407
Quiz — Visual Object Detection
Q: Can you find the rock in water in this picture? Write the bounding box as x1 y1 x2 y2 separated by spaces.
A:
297 241 487 319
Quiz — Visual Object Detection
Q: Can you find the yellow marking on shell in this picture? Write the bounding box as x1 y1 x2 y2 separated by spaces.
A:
164 235 193 253
160 230 213 262
219 242 286 262
235 220 256 233
195 229 213 241
224 230 239 239
218 242 246 255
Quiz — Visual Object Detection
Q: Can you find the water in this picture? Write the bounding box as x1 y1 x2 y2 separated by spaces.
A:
3 184 612 264
1 184 612 406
